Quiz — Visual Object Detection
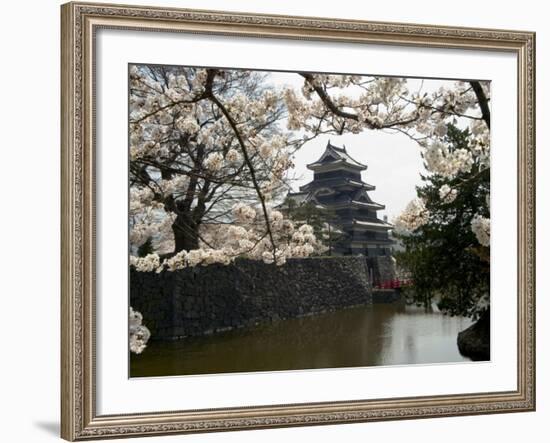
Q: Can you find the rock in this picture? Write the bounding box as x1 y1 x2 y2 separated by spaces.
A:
457 309 490 361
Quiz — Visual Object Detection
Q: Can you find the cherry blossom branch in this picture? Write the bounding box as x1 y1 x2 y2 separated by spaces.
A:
398 95 486 122
299 73 362 120
130 97 200 124
299 73 418 129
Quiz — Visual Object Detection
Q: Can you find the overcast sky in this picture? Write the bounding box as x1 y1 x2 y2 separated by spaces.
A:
263 72 457 221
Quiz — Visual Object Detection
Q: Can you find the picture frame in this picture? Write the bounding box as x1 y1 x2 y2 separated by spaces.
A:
61 1 536 440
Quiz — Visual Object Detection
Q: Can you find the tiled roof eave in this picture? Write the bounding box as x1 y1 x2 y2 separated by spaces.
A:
350 200 384 209
352 220 394 229
307 161 366 171
299 181 375 193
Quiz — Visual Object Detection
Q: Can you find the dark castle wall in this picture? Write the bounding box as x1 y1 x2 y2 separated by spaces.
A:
314 169 360 181
130 257 373 341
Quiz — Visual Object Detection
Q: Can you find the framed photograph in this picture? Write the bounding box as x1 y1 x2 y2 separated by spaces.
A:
61 1 536 440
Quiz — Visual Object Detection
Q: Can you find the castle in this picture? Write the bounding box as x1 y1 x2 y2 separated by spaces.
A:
284 141 394 257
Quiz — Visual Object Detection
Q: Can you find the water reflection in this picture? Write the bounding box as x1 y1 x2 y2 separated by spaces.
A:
130 302 473 377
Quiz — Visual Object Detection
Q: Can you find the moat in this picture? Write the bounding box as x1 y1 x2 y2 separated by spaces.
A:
130 302 473 377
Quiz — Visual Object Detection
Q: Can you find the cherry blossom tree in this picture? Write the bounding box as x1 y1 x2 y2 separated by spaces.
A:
130 65 326 270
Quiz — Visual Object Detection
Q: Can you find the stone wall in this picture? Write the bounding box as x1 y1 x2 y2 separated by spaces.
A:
130 256 372 340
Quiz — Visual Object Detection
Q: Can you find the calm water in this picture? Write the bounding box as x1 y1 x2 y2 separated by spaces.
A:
130 303 473 377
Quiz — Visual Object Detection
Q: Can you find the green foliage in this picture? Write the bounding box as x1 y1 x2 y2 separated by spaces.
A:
396 125 489 319
285 200 325 233
281 198 346 256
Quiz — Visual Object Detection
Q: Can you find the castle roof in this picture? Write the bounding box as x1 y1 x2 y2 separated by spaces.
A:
353 219 393 230
307 141 367 171
300 177 375 192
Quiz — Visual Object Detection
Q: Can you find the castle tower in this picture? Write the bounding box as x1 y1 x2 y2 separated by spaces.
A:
287 141 393 256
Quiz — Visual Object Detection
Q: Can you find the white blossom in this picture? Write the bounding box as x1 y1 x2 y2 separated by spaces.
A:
269 210 284 229
204 152 224 172
259 143 273 158
471 215 490 247
187 249 206 267
292 232 305 243
175 117 200 134
232 203 256 224
261 249 287 266
424 141 474 178
393 198 429 233
469 120 490 170
225 148 241 164
162 250 188 272
291 243 315 258
159 175 189 196
129 307 151 354
129 208 175 250
439 184 458 204
298 224 314 235
130 254 161 272
433 122 448 137
237 239 255 251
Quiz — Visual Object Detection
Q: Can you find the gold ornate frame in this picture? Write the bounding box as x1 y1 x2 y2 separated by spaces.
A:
61 1 536 440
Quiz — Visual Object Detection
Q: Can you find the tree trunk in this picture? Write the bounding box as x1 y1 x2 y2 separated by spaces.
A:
457 308 490 361
172 214 200 253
